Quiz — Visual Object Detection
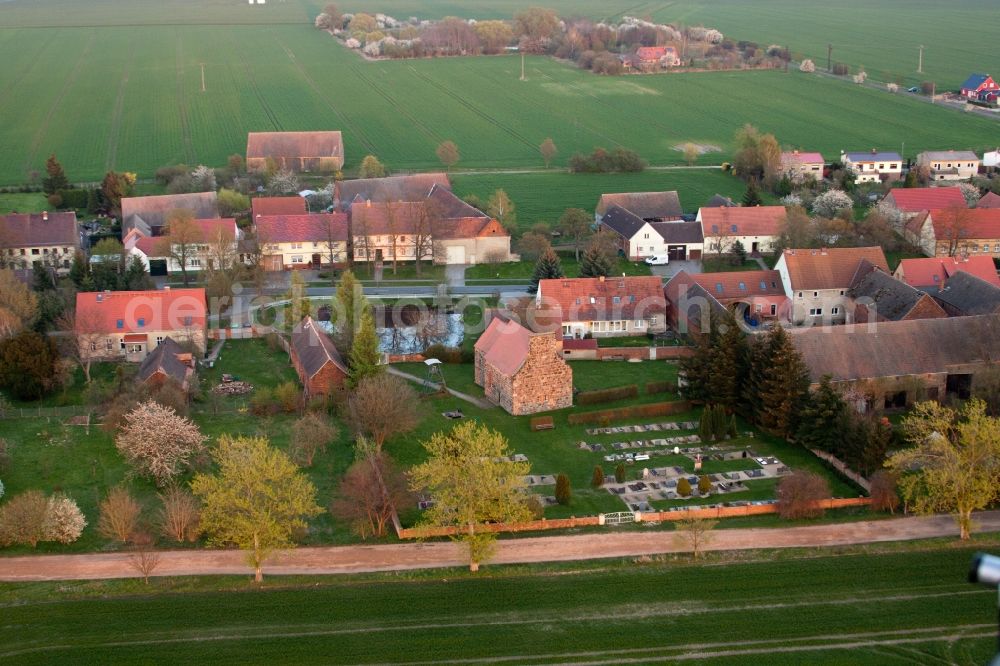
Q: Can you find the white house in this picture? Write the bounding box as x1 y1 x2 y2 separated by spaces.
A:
841 150 903 183
916 151 980 181
124 218 241 277
600 205 702 260
697 206 786 256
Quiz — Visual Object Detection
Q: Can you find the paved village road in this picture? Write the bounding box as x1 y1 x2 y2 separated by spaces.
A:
1 512 997 582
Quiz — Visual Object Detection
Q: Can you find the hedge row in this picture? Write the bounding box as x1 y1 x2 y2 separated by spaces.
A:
576 384 638 405
423 344 473 364
645 381 678 395
567 400 692 425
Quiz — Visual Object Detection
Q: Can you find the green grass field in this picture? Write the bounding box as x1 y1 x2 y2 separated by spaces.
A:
0 0 997 186
0 544 996 664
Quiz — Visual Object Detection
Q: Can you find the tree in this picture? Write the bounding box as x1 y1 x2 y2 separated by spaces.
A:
887 399 1000 540
474 19 514 53
515 231 552 262
190 165 216 192
514 7 559 52
698 408 713 442
796 376 847 453
776 471 831 519
57 305 106 384
267 168 299 195
128 531 161 584
811 189 853 219
100 171 133 217
347 306 382 388
578 238 615 278
732 124 781 185
799 59 816 73
555 473 572 505
673 516 718 559
706 314 748 410
157 486 201 542
98 486 142 543
698 475 712 495
742 179 763 206
332 446 411 538
290 413 338 467
731 240 747 265
345 374 420 451
676 477 692 497
42 154 68 195
217 188 250 218
358 155 387 179
436 140 460 170
0 331 59 400
756 326 811 438
0 269 38 338
557 208 592 262
193 435 322 582
409 422 533 571
528 247 564 294
0 490 49 547
332 270 362 353
156 209 203 287
682 142 700 166
486 189 516 232
869 470 900 514
115 401 207 486
43 493 87 544
348 12 376 32
591 466 605 487
776 205 817 253
540 138 558 168
615 463 626 483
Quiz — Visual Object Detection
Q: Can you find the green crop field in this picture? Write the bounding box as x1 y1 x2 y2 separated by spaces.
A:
0 0 998 186
0 545 997 663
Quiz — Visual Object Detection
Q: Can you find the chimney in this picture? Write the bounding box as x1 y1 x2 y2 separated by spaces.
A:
42 211 48 221
163 286 171 291
820 247 828 255
256 213 261 219
599 275 605 282
366 199 371 208
871 148 877 155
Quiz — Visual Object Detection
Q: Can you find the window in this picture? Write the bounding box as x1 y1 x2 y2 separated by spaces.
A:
116 319 124 329
985 244 991 253
711 224 719 233
629 295 635 303
127 344 143 354
797 292 802 297
120 338 125 350
31 248 39 255
643 233 649 239
890 164 898 169
106 339 113 351
156 336 164 345
183 316 193 326
813 291 818 298
832 307 840 315
878 163 885 169
575 297 581 305
634 319 645 329
715 283 723 293
291 242 302 249
42 248 49 254
809 308 823 316
738 282 746 290
770 304 777 316
839 290 845 296
189 258 201 267
562 324 571 336
760 281 767 290
137 318 145 328
730 224 737 233
590 296 596 304
63 247 69 253
932 274 940 283
612 296 620 304
754 304 762 313
313 242 319 248
90 342 97 352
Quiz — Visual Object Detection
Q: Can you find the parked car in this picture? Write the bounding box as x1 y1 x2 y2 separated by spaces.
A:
644 255 670 266
907 86 919 93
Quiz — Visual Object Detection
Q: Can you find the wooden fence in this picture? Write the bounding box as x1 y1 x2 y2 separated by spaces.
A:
0 405 93 420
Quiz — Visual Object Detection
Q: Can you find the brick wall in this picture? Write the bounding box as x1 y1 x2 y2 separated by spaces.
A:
592 346 694 361
510 334 573 415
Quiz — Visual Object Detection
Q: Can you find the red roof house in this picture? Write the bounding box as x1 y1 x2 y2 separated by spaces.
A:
251 196 307 220
884 187 967 214
0 211 79 272
254 213 349 271
289 317 347 398
246 131 344 173
687 269 790 323
894 255 1000 291
474 317 572 415
535 276 666 338
697 206 786 254
978 192 1000 209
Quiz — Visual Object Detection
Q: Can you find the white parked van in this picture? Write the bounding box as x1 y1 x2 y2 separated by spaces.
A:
644 255 669 265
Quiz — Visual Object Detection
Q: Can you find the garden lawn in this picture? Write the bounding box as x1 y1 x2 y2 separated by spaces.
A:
700 257 770 272
0 545 996 664
465 250 651 280
0 192 48 214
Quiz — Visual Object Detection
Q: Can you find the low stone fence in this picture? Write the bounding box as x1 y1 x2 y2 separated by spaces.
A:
594 346 695 361
395 498 872 539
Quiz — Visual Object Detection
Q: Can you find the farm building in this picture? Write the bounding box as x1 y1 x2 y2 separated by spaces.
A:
251 196 307 220
774 247 889 325
246 131 344 173
931 271 1000 316
136 337 195 392
0 210 79 273
703 194 736 208
979 192 1000 209
535 276 667 339
594 191 683 223
121 192 220 236
289 317 347 398
904 207 1000 257
599 205 702 261
791 314 1000 407
697 205 786 256
667 269 789 326
960 74 998 99
883 186 966 216
124 218 240 276
334 173 450 211
254 213 348 270
474 317 572 416
662 273 728 336
841 150 903 183
75 288 207 363
779 151 824 183
916 151 980 181
893 255 1000 292
847 261 946 323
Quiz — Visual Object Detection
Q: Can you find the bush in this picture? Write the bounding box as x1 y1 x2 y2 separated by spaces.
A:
568 147 645 173
250 386 276 416
776 471 831 519
698 408 713 442
615 463 626 483
45 494 87 544
555 474 571 505
577 384 639 405
567 401 691 425
645 381 677 395
524 494 545 520
274 381 302 413
0 490 49 547
0 437 10 473
422 344 465 364
58 188 89 209
591 466 605 488
697 475 712 495
869 470 900 514
98 486 142 543
676 477 692 497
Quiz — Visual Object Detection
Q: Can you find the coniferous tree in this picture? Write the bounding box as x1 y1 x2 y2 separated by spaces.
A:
757 326 811 438
698 408 713 442
743 330 779 420
712 404 729 440
347 306 382 388
68 250 88 287
679 325 716 403
578 240 614 278
707 313 748 410
742 179 763 207
43 154 68 195
528 247 564 294
795 375 847 451
555 474 571 505
728 414 738 438
614 463 626 483
591 466 605 488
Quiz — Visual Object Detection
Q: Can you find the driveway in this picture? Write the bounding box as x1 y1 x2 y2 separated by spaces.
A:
446 264 467 287
651 259 702 279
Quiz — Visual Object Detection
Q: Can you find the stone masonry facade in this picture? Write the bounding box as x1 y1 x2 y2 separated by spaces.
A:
477 333 573 416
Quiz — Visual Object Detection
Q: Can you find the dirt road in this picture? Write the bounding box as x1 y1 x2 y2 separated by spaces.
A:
1 511 996 581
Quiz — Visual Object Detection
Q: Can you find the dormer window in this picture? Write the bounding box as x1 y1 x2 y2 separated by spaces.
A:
760 281 767 290
738 282 746 290
715 283 723 293
137 318 145 328
116 319 124 329
731 224 737 233
613 296 620 304
711 224 719 233
590 296 596 304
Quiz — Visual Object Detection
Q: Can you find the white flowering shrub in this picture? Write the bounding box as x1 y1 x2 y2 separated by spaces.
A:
799 59 815 73
45 494 87 544
811 189 854 218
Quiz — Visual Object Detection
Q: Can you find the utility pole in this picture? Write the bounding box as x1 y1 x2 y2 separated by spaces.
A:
200 63 206 92
917 45 924 74
827 43 832 73
520 52 525 81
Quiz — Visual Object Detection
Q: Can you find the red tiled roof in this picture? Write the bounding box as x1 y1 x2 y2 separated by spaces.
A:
928 208 1000 240
699 206 786 237
350 201 425 236
475 318 533 376
255 213 348 244
434 216 507 240
132 219 237 257
246 131 343 159
536 276 666 323
978 192 1000 209
251 197 307 219
335 173 450 210
690 270 786 300
291 316 347 377
885 187 966 213
0 211 78 247
780 247 889 290
780 151 824 164
904 210 931 238
896 256 1000 289
561 338 597 350
75 289 207 335
121 192 219 230
636 46 672 61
